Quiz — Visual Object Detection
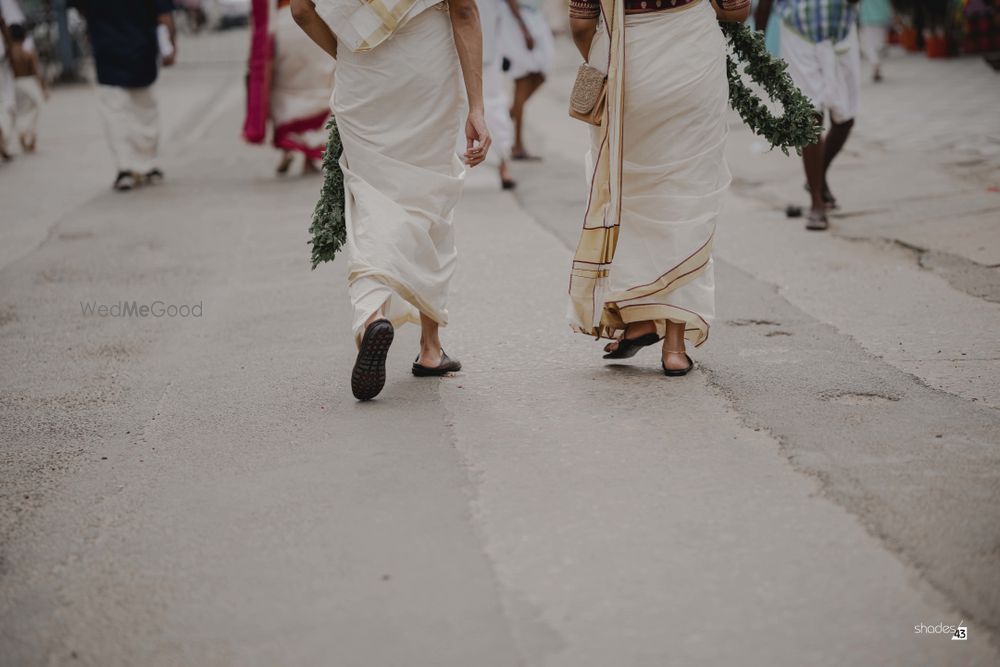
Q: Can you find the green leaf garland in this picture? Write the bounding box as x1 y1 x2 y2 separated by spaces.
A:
722 22 821 155
308 117 346 269
310 25 820 266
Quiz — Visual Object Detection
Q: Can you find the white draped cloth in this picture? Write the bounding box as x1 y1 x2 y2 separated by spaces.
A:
271 5 335 157
97 85 160 174
498 1 555 79
480 0 513 162
331 5 466 344
569 1 730 346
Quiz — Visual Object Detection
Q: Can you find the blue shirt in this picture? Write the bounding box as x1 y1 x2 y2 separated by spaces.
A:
778 0 858 43
71 0 174 88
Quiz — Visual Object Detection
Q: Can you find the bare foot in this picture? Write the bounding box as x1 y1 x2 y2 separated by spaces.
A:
661 320 692 372
417 344 443 368
510 148 541 161
662 350 691 371
417 313 444 367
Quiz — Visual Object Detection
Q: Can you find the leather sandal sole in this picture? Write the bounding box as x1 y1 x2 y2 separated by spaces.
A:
351 319 394 401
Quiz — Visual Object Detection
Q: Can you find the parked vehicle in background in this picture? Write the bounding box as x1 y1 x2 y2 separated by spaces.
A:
201 0 249 29
175 0 208 33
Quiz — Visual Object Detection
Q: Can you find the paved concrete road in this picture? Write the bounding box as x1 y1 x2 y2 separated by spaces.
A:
1 29 998 666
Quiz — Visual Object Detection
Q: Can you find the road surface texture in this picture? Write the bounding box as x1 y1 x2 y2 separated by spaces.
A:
1 27 998 667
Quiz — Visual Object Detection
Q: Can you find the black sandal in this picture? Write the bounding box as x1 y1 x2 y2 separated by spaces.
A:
662 350 694 377
603 332 661 360
412 351 462 377
351 319 394 401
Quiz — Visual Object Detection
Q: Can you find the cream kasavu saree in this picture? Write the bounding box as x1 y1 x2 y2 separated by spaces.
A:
324 4 466 343
568 0 730 347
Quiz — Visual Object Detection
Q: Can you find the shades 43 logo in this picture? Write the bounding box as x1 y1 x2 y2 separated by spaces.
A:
914 621 968 641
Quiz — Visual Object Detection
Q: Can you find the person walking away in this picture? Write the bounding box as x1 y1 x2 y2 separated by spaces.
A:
756 0 861 230
243 0 335 175
7 23 46 153
290 0 491 401
70 0 177 191
567 0 732 376
0 5 17 160
859 0 891 81
500 0 554 160
480 0 516 188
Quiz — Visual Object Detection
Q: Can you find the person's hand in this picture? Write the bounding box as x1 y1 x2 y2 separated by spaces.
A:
520 24 535 50
464 108 491 168
162 48 177 67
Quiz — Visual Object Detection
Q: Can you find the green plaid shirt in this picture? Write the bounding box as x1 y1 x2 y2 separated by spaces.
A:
778 0 858 43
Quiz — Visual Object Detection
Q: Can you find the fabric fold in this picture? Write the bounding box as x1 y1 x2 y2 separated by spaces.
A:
331 7 466 345
567 0 730 347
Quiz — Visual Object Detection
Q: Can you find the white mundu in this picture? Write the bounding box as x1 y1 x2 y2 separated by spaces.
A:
97 86 159 174
327 4 467 343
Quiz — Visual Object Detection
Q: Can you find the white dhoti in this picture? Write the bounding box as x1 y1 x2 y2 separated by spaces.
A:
569 1 729 346
480 0 514 161
780 22 862 124
483 57 514 164
859 24 887 68
97 85 160 174
0 63 16 151
14 77 44 142
332 6 466 344
498 4 555 79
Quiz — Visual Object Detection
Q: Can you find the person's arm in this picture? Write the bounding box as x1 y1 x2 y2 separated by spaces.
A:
449 0 491 167
503 0 534 50
158 9 177 66
570 17 597 60
568 0 599 60
290 0 338 59
754 0 774 33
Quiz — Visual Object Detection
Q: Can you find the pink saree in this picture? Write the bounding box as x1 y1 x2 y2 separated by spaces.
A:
242 0 335 160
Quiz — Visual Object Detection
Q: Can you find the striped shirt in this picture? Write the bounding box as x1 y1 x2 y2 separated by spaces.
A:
778 0 858 43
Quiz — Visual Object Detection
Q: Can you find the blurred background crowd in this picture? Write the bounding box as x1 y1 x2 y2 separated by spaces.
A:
0 0 998 182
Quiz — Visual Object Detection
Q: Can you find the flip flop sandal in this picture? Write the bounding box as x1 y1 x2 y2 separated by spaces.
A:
113 171 138 191
412 351 462 377
806 211 829 231
351 319 394 401
603 332 661 360
662 351 694 377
